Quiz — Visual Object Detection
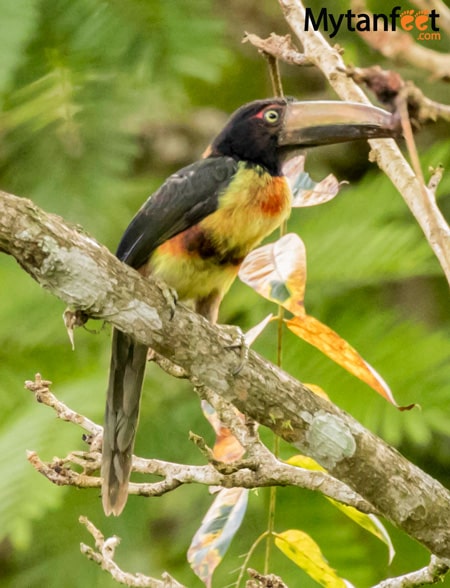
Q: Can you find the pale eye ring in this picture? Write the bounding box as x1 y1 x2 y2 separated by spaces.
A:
263 109 280 124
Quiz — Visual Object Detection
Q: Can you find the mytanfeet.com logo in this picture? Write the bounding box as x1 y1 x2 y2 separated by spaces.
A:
305 6 441 41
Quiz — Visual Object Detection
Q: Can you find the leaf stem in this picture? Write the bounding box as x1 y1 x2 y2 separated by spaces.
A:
236 531 270 588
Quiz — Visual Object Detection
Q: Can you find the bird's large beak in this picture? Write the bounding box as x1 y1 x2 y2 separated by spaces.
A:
278 101 399 147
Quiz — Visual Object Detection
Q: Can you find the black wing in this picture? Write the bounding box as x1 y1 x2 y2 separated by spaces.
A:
116 156 238 269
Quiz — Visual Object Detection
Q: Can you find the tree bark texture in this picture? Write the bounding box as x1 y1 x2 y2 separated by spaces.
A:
1 189 450 559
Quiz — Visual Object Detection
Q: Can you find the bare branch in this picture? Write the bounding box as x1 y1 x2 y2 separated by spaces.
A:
79 516 186 588
2 190 450 557
427 165 444 196
26 376 376 512
277 0 450 284
372 555 450 588
243 32 312 66
27 451 101 487
345 66 450 125
25 374 102 449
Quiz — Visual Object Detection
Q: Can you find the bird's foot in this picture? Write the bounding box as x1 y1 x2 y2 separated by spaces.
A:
157 280 178 320
220 325 248 376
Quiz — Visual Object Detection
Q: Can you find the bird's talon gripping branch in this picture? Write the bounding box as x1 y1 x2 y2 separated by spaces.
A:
158 281 178 320
220 325 248 376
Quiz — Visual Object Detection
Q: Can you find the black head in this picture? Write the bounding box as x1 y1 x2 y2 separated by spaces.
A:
209 98 399 176
210 98 289 176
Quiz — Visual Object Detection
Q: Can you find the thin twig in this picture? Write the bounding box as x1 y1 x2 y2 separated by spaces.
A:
427 165 444 196
25 373 103 450
277 0 450 284
371 555 450 588
79 516 186 588
25 374 377 511
243 32 312 66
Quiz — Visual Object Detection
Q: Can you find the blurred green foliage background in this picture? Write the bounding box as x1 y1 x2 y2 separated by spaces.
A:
0 0 449 586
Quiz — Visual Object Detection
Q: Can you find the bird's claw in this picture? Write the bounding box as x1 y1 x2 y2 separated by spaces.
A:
158 281 178 320
220 325 248 376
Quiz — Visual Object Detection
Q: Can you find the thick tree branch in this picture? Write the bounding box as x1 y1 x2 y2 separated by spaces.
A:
2 190 450 559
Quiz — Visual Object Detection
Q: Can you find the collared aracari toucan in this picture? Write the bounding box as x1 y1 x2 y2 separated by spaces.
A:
102 97 397 515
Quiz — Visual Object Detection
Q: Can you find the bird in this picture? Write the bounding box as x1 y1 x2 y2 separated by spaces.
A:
101 97 397 515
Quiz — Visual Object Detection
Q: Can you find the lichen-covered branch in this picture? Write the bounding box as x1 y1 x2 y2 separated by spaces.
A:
2 189 450 558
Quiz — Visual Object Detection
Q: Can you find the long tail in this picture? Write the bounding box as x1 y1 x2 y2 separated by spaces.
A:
101 328 148 516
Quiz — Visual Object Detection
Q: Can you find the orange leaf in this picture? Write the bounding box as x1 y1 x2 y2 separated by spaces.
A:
238 233 306 315
201 401 245 463
286 315 414 410
239 233 413 410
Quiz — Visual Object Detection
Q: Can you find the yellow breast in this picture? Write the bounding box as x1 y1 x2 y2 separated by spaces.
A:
200 164 292 256
150 164 292 301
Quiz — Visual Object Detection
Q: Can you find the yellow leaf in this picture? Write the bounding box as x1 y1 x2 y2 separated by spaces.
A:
328 500 395 564
286 455 395 563
275 530 350 588
286 454 326 472
286 315 414 410
238 233 306 316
